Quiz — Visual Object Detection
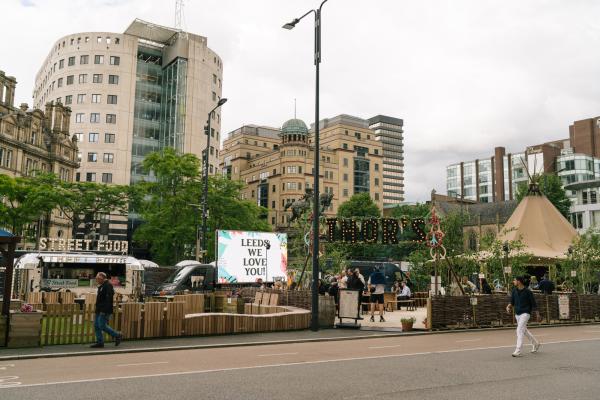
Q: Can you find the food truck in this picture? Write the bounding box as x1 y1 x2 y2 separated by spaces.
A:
13 252 145 301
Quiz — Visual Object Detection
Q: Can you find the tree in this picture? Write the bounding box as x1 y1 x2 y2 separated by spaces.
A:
337 192 381 218
516 174 571 218
0 174 61 238
132 148 271 265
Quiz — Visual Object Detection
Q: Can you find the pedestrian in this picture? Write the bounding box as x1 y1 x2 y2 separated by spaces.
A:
538 274 555 295
90 272 122 348
328 277 339 306
506 275 540 357
368 266 386 322
347 268 366 314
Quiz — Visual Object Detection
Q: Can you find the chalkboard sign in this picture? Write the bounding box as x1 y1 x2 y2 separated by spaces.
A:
338 289 360 320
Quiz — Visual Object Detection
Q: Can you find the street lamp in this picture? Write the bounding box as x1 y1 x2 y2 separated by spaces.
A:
200 97 227 263
283 0 329 332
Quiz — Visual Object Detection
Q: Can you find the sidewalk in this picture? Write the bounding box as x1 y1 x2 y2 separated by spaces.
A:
0 328 411 361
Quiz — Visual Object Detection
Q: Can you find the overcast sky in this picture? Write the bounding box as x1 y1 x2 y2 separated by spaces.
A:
2 0 600 202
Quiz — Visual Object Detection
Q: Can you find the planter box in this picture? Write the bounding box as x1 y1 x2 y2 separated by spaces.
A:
8 310 43 348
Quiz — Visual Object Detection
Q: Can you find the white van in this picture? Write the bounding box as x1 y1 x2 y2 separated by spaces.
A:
13 252 145 301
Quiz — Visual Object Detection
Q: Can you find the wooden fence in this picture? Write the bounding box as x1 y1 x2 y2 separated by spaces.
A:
429 293 600 330
11 293 310 347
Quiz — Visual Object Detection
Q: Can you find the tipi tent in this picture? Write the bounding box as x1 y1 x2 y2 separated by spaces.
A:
497 194 577 261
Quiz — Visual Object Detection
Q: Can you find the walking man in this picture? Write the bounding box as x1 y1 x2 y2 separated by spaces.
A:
368 266 386 322
506 276 540 357
91 272 122 348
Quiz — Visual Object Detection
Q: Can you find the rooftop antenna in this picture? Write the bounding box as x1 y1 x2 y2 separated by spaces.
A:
175 0 188 39
294 98 297 119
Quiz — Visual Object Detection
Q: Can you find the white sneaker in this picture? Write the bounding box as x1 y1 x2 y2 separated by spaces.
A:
512 350 522 357
531 342 541 353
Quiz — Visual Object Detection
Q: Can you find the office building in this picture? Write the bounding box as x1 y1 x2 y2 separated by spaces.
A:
368 115 404 205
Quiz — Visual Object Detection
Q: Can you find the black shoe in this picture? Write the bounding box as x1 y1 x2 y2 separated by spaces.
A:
115 333 122 347
380 316 386 322
370 316 375 322
90 343 104 348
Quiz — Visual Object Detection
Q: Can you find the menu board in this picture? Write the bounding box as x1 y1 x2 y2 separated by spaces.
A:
338 289 360 320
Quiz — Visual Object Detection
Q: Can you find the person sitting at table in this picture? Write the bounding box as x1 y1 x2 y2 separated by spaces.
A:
461 276 477 294
397 281 412 300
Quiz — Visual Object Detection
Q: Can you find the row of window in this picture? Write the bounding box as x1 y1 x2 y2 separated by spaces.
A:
0 147 14 168
76 172 113 183
86 152 114 163
57 73 119 88
75 113 117 124
75 132 115 144
57 55 120 70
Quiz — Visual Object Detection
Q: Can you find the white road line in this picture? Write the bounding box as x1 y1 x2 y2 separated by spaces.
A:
368 344 404 349
4 337 600 390
455 339 482 343
116 362 169 367
0 365 15 371
257 352 299 357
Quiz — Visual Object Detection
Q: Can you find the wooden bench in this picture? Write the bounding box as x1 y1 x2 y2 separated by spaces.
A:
386 299 416 311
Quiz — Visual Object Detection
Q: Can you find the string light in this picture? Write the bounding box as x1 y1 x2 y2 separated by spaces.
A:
326 218 338 242
320 216 427 244
362 218 379 243
341 219 359 243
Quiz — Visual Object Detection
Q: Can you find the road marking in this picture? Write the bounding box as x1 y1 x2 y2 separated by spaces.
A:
117 362 169 367
3 337 600 390
0 376 21 388
0 365 15 371
455 338 482 343
368 344 404 349
257 352 299 357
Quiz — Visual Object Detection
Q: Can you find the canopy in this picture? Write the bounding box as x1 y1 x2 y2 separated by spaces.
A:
497 194 577 261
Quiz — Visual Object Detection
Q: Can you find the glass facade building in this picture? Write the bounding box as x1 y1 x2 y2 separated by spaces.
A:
368 115 404 205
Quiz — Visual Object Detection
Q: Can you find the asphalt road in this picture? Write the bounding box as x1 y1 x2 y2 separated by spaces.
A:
1 325 600 400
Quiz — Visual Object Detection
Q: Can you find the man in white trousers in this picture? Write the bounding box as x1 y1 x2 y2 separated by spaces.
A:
506 276 540 357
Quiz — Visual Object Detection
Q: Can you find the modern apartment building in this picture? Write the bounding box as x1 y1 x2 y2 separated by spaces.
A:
368 115 404 205
0 70 79 241
220 114 386 229
32 19 224 243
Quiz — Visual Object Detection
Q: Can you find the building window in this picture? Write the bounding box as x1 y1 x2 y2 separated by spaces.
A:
343 188 349 197
59 59 64 69
343 173 348 182
75 113 84 123
68 56 75 66
106 114 116 124
115 38 120 44
93 74 103 83
91 94 101 103
343 158 348 167
65 95 72 104
86 172 96 182
374 149 379 155
94 55 104 64
374 163 379 171
90 113 100 123
75 133 84 142
88 133 99 143
109 56 120 65
272 185 276 193
271 201 276 209
375 178 379 186
97 36 102 43
375 193 380 201
108 75 119 84
343 143 348 150
583 191 589 205
77 94 85 104
102 173 112 183
78 74 87 84
103 153 114 163
87 152 98 162
107 95 117 104
57 78 63 88
80 55 89 64
66 75 74 85
105 133 115 143
212 91 216 101
592 191 597 204
76 172 80 182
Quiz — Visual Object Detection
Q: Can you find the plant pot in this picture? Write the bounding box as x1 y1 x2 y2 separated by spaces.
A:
8 310 43 348
401 321 414 332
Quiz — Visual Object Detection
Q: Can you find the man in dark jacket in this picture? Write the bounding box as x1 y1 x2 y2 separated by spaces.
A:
537 274 555 295
91 272 122 348
506 276 540 357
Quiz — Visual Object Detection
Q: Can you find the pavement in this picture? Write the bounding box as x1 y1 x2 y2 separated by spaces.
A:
1 324 600 399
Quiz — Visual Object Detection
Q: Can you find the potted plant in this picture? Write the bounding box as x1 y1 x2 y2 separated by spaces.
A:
401 316 416 332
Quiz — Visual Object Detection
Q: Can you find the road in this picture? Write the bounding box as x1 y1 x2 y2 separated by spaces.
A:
1 325 600 399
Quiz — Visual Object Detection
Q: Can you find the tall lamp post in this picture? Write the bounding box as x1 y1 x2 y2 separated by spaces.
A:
200 98 228 263
283 0 329 331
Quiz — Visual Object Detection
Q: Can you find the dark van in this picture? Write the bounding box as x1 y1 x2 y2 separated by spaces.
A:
349 261 408 291
152 261 216 295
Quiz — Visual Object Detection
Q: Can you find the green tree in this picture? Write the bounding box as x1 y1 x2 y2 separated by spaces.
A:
337 192 381 218
516 174 571 218
132 148 271 265
0 173 61 238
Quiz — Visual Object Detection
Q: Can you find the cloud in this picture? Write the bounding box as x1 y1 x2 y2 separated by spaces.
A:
20 0 35 7
3 0 600 203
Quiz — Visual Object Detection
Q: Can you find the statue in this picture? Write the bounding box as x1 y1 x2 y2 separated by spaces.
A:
283 189 333 226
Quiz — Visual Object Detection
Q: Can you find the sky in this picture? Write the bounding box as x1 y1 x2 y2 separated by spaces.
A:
2 0 600 202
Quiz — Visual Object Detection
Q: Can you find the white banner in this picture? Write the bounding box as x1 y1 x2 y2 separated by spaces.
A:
217 230 287 283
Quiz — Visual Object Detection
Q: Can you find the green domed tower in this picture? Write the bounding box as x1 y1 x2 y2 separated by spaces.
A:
280 118 309 144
